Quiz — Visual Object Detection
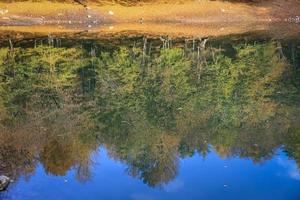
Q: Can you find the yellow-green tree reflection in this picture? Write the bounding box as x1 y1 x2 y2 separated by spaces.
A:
0 37 299 187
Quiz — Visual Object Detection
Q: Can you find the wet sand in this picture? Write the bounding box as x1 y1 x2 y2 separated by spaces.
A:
0 0 299 25
0 0 299 38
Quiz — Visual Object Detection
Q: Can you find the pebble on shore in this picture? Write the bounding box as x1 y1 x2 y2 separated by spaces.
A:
0 175 10 191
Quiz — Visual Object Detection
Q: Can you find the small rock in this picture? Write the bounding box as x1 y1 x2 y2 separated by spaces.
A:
108 11 114 15
0 175 10 191
139 18 144 24
0 9 8 15
87 15 92 18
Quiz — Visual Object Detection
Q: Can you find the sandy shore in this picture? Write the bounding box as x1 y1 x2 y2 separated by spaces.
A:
0 1 299 25
0 0 298 38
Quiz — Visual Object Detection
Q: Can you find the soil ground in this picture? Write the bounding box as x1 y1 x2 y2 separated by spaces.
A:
0 0 299 37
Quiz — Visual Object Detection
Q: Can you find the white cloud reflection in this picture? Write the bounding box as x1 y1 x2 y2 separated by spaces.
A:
163 179 184 192
277 158 300 181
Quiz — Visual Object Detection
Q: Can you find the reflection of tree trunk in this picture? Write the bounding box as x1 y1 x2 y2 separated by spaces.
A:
192 38 195 51
148 42 152 56
142 37 147 66
160 36 170 49
276 42 284 58
8 39 15 77
197 45 201 81
291 44 296 69
8 39 13 50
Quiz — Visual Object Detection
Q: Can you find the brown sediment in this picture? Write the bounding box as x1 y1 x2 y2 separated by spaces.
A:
260 0 300 20
0 1 280 26
0 0 298 38
0 22 299 42
0 22 268 36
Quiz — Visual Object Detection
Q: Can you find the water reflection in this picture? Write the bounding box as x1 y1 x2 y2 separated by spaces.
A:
0 34 300 190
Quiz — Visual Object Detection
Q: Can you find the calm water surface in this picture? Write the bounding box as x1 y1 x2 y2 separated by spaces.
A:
0 32 300 200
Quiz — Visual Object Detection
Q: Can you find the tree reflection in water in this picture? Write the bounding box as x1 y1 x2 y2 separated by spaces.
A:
0 35 300 187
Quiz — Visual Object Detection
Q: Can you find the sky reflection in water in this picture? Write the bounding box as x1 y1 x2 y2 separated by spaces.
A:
3 148 300 200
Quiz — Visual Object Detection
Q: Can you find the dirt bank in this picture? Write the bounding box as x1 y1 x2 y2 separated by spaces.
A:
0 0 299 26
0 22 299 42
0 0 298 37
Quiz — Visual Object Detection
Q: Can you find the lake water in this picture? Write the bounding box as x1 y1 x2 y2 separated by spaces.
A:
0 32 300 200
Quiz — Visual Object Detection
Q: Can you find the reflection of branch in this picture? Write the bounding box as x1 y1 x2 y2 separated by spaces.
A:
12 110 21 118
52 96 61 109
121 120 132 126
0 74 7 79
74 0 87 8
199 37 209 49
